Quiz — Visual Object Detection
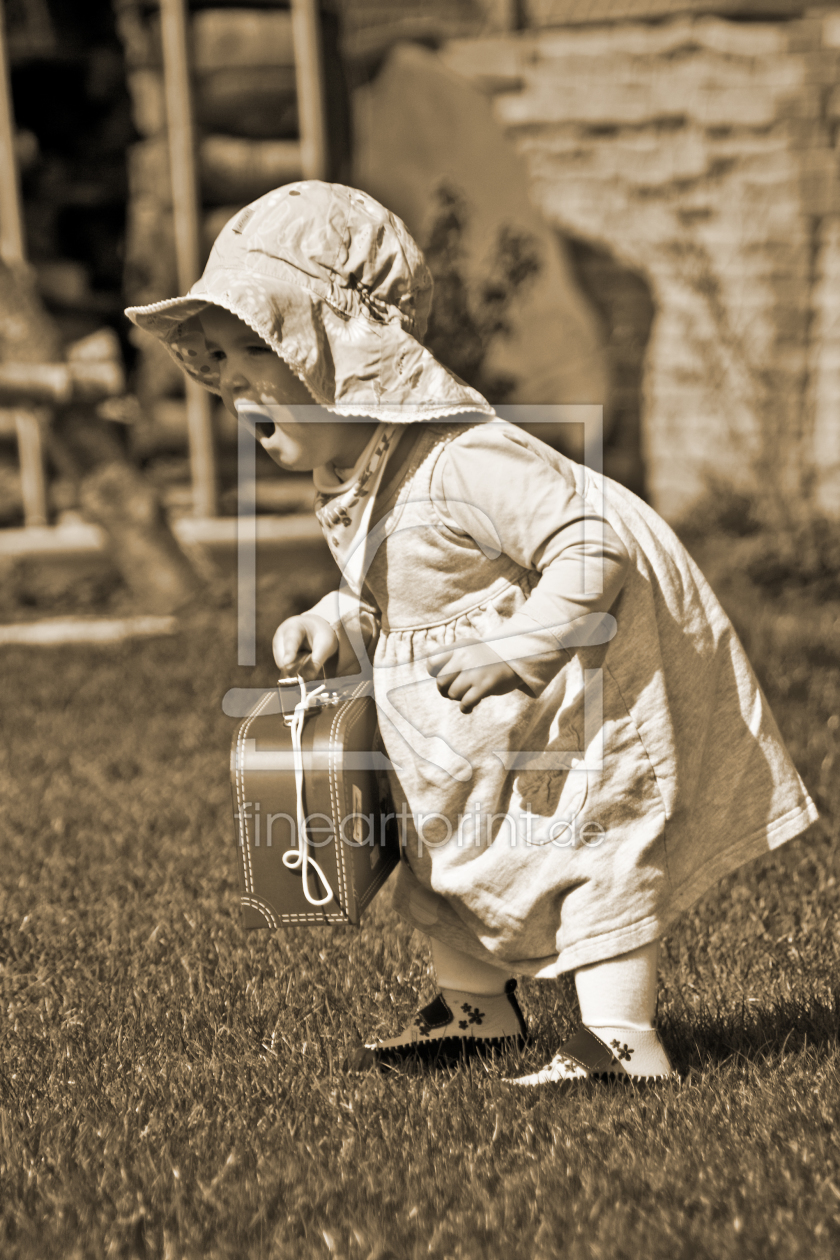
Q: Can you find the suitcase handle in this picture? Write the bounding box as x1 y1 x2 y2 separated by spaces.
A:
277 664 371 723
278 651 326 682
278 665 331 727
279 676 336 907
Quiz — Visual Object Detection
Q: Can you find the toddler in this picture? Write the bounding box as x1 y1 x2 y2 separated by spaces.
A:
127 182 818 1086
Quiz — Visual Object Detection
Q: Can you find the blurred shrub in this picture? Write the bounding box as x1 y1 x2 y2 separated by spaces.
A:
680 478 840 599
421 184 542 405
742 514 840 597
0 556 126 618
678 478 762 542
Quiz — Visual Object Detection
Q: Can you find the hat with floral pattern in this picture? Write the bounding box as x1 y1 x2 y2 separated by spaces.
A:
125 181 494 421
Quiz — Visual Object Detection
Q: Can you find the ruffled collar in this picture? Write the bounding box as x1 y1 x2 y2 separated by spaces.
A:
313 424 402 596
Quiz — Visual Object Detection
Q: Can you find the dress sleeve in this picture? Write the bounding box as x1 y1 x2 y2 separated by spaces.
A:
432 425 630 696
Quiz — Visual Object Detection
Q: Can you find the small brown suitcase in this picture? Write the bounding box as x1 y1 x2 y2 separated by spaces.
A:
230 676 401 927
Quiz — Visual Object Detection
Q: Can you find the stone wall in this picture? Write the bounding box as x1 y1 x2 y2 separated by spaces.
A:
443 13 840 519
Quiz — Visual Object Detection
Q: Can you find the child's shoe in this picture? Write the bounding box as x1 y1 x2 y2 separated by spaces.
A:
504 1023 677 1087
349 978 528 1070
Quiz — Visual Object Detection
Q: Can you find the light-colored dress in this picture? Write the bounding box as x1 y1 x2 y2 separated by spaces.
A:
309 420 818 977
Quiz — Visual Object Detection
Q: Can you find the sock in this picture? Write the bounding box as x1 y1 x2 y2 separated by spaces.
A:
574 940 672 1077
574 940 660 1029
431 937 510 997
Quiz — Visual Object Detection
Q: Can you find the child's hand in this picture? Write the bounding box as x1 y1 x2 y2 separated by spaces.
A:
426 640 521 714
273 614 338 681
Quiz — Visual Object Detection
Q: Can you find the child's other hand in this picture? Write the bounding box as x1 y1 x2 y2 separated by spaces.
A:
273 614 338 680
426 640 521 714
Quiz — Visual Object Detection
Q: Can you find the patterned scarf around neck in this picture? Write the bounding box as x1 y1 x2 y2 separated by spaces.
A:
313 423 400 596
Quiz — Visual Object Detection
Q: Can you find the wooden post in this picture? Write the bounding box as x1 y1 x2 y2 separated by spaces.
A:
0 6 50 528
13 408 47 526
160 0 218 518
0 0 25 264
291 0 328 181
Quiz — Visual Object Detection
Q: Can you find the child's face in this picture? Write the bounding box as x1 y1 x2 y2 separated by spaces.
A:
199 306 313 412
198 307 375 471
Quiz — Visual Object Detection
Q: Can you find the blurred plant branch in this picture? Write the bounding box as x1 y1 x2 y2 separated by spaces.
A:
422 183 542 405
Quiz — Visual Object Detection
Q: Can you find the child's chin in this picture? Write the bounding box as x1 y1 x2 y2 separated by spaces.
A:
265 448 309 472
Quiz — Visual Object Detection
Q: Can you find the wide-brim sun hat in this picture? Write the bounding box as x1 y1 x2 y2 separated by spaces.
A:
124 181 495 422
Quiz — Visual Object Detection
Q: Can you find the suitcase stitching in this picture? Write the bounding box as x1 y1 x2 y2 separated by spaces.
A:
285 685 339 909
329 690 369 921
236 680 383 926
241 894 279 929
327 700 347 914
328 683 368 919
235 689 276 895
349 682 397 912
279 680 365 922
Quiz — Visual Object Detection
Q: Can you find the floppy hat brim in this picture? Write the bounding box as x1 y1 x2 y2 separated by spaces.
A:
125 272 495 423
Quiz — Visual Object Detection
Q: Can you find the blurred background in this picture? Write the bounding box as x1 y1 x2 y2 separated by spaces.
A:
1 0 840 618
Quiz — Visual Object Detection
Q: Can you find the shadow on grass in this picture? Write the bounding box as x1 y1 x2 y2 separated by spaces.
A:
662 992 840 1073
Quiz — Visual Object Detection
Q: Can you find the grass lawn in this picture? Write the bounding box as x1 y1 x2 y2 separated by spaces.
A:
1 537 839 1260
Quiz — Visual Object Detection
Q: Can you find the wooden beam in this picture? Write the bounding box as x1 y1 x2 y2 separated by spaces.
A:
525 0 807 24
0 617 178 647
0 0 25 264
0 513 325 558
12 408 48 527
291 0 328 181
160 0 201 290
183 380 217 519
0 358 125 404
159 0 218 518
200 135 303 202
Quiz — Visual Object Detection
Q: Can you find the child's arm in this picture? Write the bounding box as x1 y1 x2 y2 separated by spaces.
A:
426 638 522 714
274 588 380 680
428 425 630 704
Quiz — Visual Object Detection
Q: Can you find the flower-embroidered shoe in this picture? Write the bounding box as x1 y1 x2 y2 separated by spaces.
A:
505 1023 678 1087
349 978 528 1071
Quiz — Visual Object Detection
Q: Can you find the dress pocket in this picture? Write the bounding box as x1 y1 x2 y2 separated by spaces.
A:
511 697 589 844
513 751 588 828
511 661 667 863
